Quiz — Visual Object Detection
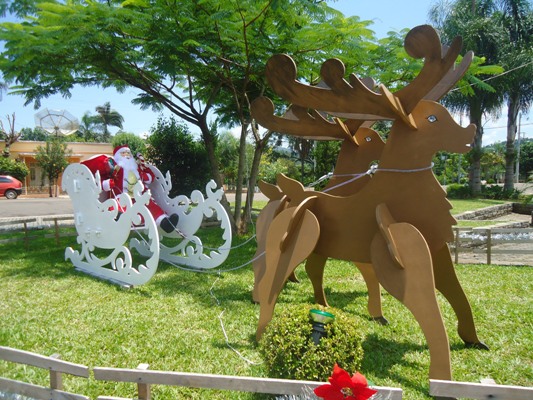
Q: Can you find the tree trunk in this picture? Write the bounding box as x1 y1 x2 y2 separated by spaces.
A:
468 108 484 195
239 139 266 235
198 120 237 233
234 124 249 230
503 93 520 190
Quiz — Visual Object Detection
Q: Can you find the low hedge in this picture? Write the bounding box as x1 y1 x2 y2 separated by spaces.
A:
258 304 365 382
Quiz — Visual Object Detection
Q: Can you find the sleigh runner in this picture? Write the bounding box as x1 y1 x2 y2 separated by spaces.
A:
62 162 232 286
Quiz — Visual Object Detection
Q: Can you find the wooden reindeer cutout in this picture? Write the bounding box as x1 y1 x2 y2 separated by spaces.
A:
253 25 486 382
251 97 387 321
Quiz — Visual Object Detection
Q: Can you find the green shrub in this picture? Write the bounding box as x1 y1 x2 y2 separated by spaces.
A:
481 184 521 200
446 183 472 199
258 304 365 381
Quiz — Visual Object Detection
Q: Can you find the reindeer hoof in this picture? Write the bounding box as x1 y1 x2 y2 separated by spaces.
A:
464 341 489 350
372 316 389 325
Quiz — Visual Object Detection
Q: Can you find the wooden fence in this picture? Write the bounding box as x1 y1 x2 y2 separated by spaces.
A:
451 227 533 265
0 216 75 248
2 346 532 399
0 346 90 400
430 379 533 400
0 346 402 399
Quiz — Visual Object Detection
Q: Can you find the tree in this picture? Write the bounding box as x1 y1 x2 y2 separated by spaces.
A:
34 138 71 197
112 132 146 158
0 0 379 234
19 127 48 141
1 112 21 157
76 112 101 142
430 0 532 194
496 0 533 190
94 102 124 142
518 139 533 181
145 117 211 197
0 79 6 100
313 140 342 188
216 131 239 189
0 155 29 181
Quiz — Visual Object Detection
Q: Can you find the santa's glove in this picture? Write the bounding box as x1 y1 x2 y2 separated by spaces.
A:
102 178 115 192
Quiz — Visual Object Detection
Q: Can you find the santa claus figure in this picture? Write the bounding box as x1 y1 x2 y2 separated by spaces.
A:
81 145 180 234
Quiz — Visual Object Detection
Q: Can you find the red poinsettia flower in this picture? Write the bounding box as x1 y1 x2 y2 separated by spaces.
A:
314 364 378 400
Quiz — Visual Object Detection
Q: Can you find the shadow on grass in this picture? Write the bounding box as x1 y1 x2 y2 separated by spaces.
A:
361 333 429 394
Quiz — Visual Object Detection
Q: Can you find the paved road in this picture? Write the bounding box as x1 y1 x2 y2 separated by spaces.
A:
0 192 267 219
0 196 74 218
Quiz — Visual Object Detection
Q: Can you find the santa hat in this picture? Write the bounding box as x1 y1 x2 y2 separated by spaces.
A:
113 145 131 156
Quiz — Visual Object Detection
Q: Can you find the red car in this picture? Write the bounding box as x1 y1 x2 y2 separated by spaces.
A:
0 175 23 199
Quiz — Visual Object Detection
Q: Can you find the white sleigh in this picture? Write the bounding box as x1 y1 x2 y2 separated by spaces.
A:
62 163 232 286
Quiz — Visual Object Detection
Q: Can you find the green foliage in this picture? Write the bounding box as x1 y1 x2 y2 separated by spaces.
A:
19 127 48 141
0 156 29 180
446 183 473 199
447 183 522 200
313 140 342 190
145 116 211 196
34 138 71 189
112 132 146 157
480 184 521 200
259 304 364 381
258 150 298 184
519 140 533 181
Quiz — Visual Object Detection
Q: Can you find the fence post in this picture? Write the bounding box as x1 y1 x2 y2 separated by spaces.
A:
54 217 60 244
23 221 29 249
49 353 63 390
454 227 459 264
137 363 151 400
486 228 492 265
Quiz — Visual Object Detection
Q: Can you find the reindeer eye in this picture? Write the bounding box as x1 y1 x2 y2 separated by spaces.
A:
365 136 372 142
427 115 438 123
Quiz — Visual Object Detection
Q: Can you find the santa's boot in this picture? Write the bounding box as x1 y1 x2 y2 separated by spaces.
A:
159 213 185 237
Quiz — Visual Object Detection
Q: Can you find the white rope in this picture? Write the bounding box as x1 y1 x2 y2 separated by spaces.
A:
218 310 262 365
322 171 371 193
374 162 434 173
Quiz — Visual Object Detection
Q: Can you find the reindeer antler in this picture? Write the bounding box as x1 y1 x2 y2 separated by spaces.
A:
266 54 399 121
250 96 359 145
263 25 468 128
395 25 464 113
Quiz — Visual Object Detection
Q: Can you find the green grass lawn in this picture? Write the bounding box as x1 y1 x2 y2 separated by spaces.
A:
0 199 531 399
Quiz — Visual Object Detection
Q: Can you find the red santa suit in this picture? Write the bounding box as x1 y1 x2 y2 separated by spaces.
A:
81 146 179 233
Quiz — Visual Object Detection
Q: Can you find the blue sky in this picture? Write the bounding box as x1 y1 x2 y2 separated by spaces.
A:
1 0 531 144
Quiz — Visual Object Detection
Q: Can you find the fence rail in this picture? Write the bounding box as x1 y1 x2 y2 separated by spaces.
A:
451 227 533 265
93 364 402 399
0 216 76 248
430 379 533 400
0 346 90 400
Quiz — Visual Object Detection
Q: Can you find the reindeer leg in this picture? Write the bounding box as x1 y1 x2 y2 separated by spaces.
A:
305 253 329 306
252 199 285 303
432 245 488 349
372 204 452 380
256 206 320 340
356 262 387 324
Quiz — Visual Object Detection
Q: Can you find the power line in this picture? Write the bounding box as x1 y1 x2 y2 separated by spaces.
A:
451 59 533 93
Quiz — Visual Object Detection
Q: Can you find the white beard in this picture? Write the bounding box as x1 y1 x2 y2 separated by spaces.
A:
114 153 140 194
115 154 140 180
